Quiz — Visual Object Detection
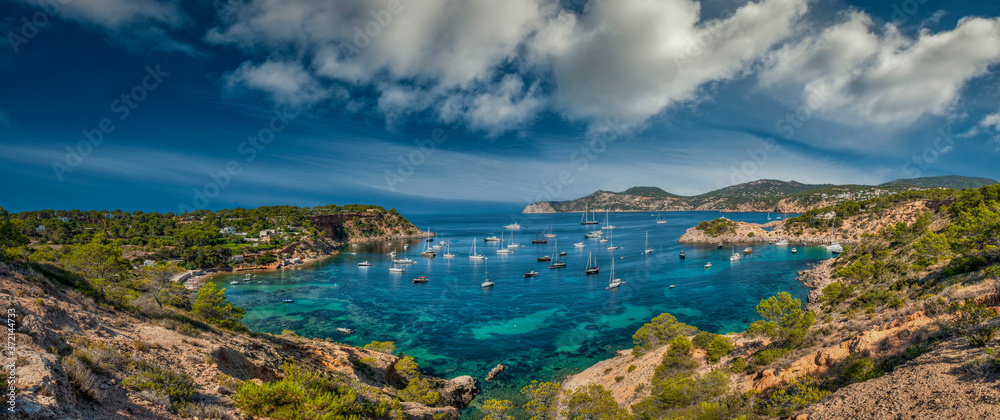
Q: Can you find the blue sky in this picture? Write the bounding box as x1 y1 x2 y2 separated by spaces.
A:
2 0 1000 214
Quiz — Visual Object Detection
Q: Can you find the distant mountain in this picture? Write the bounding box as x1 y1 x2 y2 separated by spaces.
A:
522 179 933 214
880 175 997 189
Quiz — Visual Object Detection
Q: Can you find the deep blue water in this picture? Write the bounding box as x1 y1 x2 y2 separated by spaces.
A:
213 211 831 414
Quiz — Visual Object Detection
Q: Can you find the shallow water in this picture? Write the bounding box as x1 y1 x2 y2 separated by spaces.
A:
214 211 831 416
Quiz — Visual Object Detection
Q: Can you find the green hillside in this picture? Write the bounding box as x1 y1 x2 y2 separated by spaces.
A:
881 175 998 189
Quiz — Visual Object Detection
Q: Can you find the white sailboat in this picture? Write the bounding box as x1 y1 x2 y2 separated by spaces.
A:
602 211 616 230
481 257 494 287
644 232 653 254
656 212 667 224
497 231 512 254
543 223 557 238
444 242 455 259
469 237 485 260
606 260 622 289
607 229 618 250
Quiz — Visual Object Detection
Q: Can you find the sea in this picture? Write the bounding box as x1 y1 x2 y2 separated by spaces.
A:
211 211 833 418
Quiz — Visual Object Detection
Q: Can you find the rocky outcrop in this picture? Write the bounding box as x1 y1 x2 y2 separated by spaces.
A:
438 375 479 406
523 201 558 214
402 402 460 419
485 364 506 381
0 264 475 420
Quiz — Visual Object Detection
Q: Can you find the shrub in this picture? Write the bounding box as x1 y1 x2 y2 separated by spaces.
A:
63 354 104 401
821 282 855 306
123 360 195 410
235 362 395 419
520 380 560 420
652 336 698 382
363 341 396 354
942 255 989 277
852 289 903 310
705 335 735 364
968 325 998 347
692 331 714 349
632 313 697 355
696 218 738 237
752 348 790 368
398 377 441 406
481 399 514 420
133 339 150 352
759 377 830 417
394 355 419 377
561 384 627 420
729 357 748 373
879 343 932 372
627 365 637 373
175 402 232 419
824 356 883 390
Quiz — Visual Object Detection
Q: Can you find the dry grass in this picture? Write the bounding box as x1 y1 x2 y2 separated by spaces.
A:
62 354 104 401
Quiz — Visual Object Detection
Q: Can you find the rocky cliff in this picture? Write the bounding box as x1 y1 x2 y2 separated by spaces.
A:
0 261 476 419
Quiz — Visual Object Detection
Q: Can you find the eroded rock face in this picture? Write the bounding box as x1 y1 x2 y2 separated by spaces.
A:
210 346 280 382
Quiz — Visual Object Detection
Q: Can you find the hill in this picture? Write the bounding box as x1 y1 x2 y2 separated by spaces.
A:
522 179 911 213
881 175 998 189
525 185 1000 419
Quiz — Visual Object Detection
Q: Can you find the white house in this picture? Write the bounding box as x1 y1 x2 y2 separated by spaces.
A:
56 217 70 222
815 211 837 220
220 227 237 235
143 260 155 266
231 255 244 262
35 225 46 233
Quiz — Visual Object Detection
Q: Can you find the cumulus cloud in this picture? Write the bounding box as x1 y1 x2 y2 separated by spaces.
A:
224 60 336 107
15 0 192 53
534 0 810 126
206 0 814 134
762 12 1000 126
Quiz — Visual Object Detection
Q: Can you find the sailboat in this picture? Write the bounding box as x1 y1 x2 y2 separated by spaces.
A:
444 242 455 259
469 237 485 260
606 260 623 289
420 236 437 257
730 247 741 262
508 232 521 248
580 204 599 225
532 231 547 244
543 223 556 238
644 232 653 254
767 212 771 221
656 212 667 224
607 229 618 250
481 258 494 287
549 239 566 268
602 211 616 230
585 252 599 274
497 231 512 254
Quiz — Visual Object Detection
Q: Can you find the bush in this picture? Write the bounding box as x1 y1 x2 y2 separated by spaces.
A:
394 355 419 377
481 399 514 420
652 336 698 382
123 360 195 410
632 313 697 355
759 377 830 417
942 255 989 277
561 384 627 420
398 377 441 406
821 282 855 306
235 362 395 419
729 357 748 373
852 289 903 310
968 325 998 347
879 343 932 372
705 335 735 364
63 354 104 401
520 380 560 420
696 218 738 237
363 341 396 354
752 348 790 368
824 356 883 390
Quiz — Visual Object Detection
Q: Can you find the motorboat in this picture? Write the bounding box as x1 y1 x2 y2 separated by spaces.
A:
412 276 429 283
358 261 370 267
524 271 540 278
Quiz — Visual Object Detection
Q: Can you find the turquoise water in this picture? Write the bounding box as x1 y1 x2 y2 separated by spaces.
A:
214 211 831 416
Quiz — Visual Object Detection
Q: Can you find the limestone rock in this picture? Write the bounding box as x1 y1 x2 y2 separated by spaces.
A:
485 364 506 382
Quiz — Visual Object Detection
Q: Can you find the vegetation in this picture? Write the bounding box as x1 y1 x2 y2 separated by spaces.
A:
363 341 397 354
746 292 815 349
695 218 738 237
192 282 246 330
631 313 697 355
123 359 196 411
234 362 397 420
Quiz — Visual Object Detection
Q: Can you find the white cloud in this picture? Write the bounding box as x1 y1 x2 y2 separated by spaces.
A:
15 0 192 53
534 0 810 126
762 12 1000 126
207 0 812 134
225 60 336 107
